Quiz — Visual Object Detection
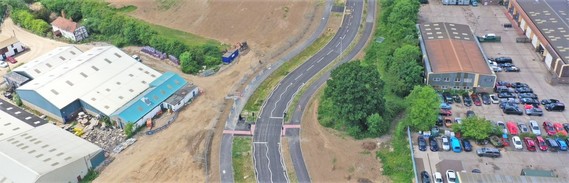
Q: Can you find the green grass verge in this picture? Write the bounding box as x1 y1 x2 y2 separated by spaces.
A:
243 33 334 113
376 122 413 182
233 137 255 183
79 169 98 183
115 5 137 13
145 22 220 48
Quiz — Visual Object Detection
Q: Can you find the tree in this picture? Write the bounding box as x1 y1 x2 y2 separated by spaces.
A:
366 113 389 136
385 44 422 97
405 86 439 131
452 117 496 141
13 93 22 107
124 122 134 137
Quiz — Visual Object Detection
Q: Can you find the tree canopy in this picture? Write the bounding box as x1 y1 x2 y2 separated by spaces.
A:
452 117 497 141
405 86 439 131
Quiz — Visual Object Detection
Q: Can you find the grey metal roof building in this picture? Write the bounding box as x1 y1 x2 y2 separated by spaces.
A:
458 172 568 183
507 0 569 81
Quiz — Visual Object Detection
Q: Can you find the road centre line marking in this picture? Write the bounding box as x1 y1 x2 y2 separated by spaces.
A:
307 65 315 72
294 73 303 81
326 50 333 55
317 57 324 63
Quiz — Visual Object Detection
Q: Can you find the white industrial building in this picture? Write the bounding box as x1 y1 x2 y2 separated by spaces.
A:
0 99 104 183
16 46 161 122
0 34 25 60
13 46 83 80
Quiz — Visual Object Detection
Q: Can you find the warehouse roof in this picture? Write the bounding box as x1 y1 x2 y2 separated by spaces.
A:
0 98 46 131
164 84 198 105
515 0 569 64
419 22 492 75
0 124 102 183
17 46 160 115
0 35 19 49
113 72 187 123
457 172 567 183
13 46 82 79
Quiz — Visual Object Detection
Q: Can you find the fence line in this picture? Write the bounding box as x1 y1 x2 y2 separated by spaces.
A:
407 126 419 183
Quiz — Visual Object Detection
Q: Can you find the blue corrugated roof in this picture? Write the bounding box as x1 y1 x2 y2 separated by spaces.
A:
112 72 187 123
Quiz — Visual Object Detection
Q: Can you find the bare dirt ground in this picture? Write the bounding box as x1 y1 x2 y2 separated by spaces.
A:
108 0 319 60
300 90 391 183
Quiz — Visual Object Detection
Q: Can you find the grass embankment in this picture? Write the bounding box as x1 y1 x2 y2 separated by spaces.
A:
376 122 413 182
233 137 256 183
243 33 334 114
142 21 220 48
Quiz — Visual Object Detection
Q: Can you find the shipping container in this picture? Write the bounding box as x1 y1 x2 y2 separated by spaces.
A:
442 0 450 5
448 0 457 5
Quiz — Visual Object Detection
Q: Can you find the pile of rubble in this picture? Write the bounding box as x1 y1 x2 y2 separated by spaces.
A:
84 127 127 153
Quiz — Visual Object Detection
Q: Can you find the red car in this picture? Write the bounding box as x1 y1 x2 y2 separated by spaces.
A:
506 121 519 135
553 123 568 136
536 136 548 151
543 121 556 136
6 56 16 64
524 137 537 151
471 94 482 106
440 109 452 116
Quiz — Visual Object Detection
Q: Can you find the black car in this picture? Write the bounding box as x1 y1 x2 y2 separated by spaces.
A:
436 115 443 126
505 66 520 72
452 94 462 103
515 87 533 93
494 56 513 63
429 137 439 152
518 93 538 99
511 82 528 88
563 123 569 133
495 81 511 87
466 110 475 118
442 92 453 104
503 106 523 115
546 138 560 152
418 136 427 151
421 171 431 183
480 93 491 105
545 103 565 112
498 92 515 98
541 99 560 105
520 98 540 105
462 94 472 107
498 63 514 68
462 139 473 152
500 101 517 109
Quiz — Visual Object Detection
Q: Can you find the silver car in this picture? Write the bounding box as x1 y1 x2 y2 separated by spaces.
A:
442 136 450 151
529 120 541 135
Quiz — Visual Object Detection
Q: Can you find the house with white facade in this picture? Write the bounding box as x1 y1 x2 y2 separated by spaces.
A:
0 35 25 60
51 17 89 42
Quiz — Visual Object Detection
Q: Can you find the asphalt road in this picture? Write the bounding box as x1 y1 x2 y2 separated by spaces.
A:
219 1 333 182
287 0 376 182
253 0 365 182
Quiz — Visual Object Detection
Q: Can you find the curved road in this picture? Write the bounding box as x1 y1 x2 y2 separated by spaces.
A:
287 0 376 182
219 1 333 182
253 0 364 182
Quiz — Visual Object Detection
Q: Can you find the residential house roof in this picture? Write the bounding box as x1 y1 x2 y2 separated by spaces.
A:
51 17 79 33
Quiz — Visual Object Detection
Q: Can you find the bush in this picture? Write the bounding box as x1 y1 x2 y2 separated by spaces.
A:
11 9 50 36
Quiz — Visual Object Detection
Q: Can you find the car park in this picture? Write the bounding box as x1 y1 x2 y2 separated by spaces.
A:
471 93 481 106
536 136 548 151
557 139 568 151
543 121 556 136
498 92 514 98
545 103 565 112
507 122 519 135
421 171 430 183
541 99 560 105
446 170 457 183
518 123 529 134
546 138 559 152
490 94 500 104
418 136 427 151
462 139 472 152
512 136 523 150
429 137 439 152
476 147 501 158
518 93 538 99
462 93 472 107
523 137 537 151
433 172 443 183
442 136 450 151
529 120 541 135
451 137 462 153
496 121 508 134
553 123 568 136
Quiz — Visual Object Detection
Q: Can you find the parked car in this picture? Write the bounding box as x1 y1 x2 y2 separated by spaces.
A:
476 147 501 158
496 121 508 134
421 171 430 183
489 135 504 147
557 138 568 151
529 120 541 136
446 170 457 183
545 103 565 112
493 56 513 63
462 139 472 152
498 63 515 68
518 122 529 134
524 105 543 116
471 93 481 106
443 92 454 104
507 122 519 135
444 117 453 128
536 136 548 151
495 81 511 87
462 94 472 107
454 117 462 124
429 137 439 152
436 115 444 126
0 61 7 68
479 93 490 105
6 56 17 64
433 172 443 183
543 121 557 136
498 92 514 98
491 66 502 72
495 86 510 93
466 110 475 118
511 82 529 88
512 136 523 150
505 66 520 72
451 137 462 153
516 87 533 93
490 94 500 104
440 102 452 110
442 136 450 151
418 136 427 151
524 137 537 151
563 123 569 133
541 99 560 105
553 123 568 136
503 106 523 115
545 138 559 152
452 94 462 103
440 109 452 116
518 93 538 99
520 98 540 105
